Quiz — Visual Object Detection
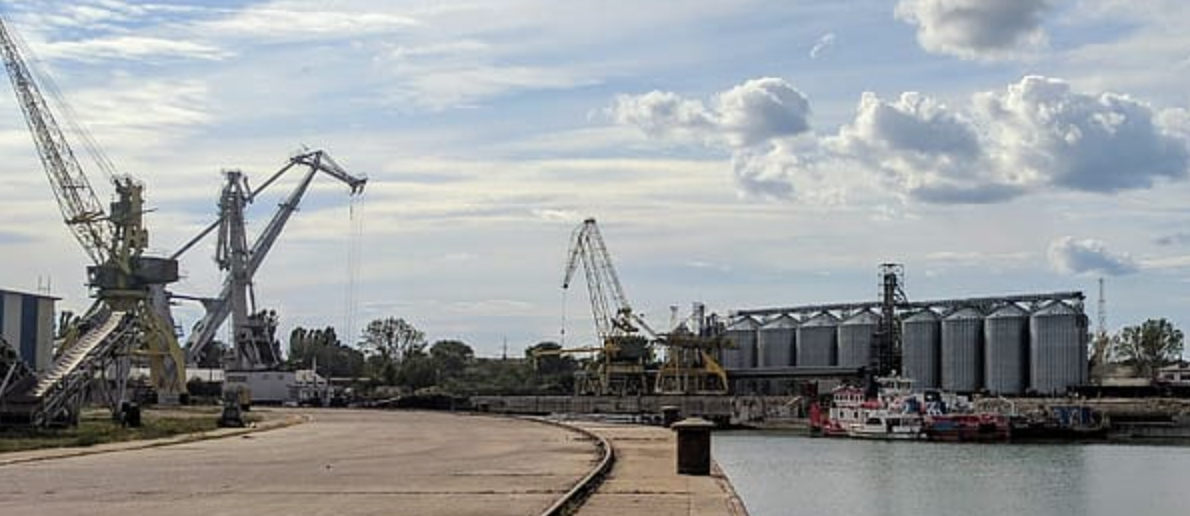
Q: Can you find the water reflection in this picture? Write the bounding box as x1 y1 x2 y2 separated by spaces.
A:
714 432 1188 516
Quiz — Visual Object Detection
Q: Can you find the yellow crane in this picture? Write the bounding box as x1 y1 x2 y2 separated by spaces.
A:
561 218 728 395
0 17 186 424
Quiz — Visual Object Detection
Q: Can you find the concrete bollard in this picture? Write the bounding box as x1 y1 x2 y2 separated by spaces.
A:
672 417 715 475
660 405 681 427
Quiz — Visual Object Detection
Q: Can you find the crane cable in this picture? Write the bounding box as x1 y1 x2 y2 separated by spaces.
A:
560 287 568 347
344 194 365 346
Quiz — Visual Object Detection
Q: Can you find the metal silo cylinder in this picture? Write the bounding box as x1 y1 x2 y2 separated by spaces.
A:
721 317 760 370
984 303 1029 395
837 310 880 368
797 312 839 367
901 309 941 389
941 307 984 393
757 314 797 367
1029 302 1088 395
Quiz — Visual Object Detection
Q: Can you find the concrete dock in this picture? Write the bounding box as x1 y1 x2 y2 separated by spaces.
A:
569 421 748 516
0 409 595 516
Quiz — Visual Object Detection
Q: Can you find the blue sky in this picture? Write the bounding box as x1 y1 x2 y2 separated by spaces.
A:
2 0 1189 357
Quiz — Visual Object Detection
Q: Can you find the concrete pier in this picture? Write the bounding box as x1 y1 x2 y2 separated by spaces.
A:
0 409 595 516
569 421 748 516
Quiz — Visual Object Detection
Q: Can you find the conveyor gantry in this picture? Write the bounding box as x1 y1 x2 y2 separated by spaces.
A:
0 310 132 427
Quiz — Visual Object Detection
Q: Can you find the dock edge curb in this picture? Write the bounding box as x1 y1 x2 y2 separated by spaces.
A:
712 460 752 516
524 417 617 516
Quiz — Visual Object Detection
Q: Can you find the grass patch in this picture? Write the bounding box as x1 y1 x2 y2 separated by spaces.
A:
0 406 244 454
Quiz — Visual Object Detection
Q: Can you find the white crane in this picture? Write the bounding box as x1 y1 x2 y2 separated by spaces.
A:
173 150 366 369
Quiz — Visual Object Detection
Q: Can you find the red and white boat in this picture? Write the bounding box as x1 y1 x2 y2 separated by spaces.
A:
811 376 1009 442
814 376 926 440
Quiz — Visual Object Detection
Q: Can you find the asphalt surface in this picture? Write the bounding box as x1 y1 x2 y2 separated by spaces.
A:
0 409 596 516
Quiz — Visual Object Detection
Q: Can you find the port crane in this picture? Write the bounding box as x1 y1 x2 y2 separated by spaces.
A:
563 218 654 395
173 151 366 370
0 17 186 425
562 218 728 395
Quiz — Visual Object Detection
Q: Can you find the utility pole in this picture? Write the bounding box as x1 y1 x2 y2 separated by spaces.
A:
1097 277 1107 338
1090 277 1111 380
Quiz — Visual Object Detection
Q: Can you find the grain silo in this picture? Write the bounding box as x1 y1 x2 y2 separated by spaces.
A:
941 307 983 393
1029 301 1088 395
797 312 838 367
721 316 759 370
901 309 941 389
837 310 879 368
757 314 797 367
984 303 1029 395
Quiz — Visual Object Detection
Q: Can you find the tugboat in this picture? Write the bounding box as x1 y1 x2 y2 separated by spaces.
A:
811 376 1014 442
813 376 926 440
921 392 1011 442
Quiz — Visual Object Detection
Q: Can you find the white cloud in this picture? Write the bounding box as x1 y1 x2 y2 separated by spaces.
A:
611 75 1190 206
974 76 1189 193
715 78 812 147
610 78 815 200
610 91 714 142
894 0 1052 60
69 77 213 132
531 208 580 223
611 78 810 147
730 145 798 201
392 63 602 111
828 91 1001 200
199 4 418 41
1048 236 1138 276
809 32 836 60
40 36 228 62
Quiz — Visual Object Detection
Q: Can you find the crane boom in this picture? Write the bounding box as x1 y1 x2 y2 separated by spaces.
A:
183 150 367 364
0 18 111 264
562 218 656 341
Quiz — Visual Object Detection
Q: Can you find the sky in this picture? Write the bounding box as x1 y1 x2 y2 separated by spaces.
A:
1 0 1189 358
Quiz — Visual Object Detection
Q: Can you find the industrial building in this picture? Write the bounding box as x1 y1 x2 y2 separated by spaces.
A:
0 287 56 372
723 291 1089 396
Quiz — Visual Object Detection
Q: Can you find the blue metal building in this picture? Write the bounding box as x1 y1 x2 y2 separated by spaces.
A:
0 288 57 372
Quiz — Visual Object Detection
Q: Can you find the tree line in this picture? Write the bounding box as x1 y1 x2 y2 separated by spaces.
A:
286 317 577 395
1095 317 1185 379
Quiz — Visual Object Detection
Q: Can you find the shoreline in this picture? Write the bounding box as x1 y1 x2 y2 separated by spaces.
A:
548 417 750 516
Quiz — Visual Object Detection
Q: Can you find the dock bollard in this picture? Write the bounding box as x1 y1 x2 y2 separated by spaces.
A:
672 417 715 475
660 405 681 427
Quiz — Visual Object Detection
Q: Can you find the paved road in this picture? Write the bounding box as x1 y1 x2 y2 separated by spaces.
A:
0 410 596 516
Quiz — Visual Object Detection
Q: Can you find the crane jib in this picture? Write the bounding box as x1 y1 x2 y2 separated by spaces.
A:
1 16 113 264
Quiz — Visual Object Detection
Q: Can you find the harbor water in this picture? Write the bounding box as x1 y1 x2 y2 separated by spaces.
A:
714 431 1190 516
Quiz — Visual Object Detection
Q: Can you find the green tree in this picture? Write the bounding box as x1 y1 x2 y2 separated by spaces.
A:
289 326 365 378
1117 318 1185 379
429 340 474 380
397 353 438 391
361 317 426 361
360 317 427 386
